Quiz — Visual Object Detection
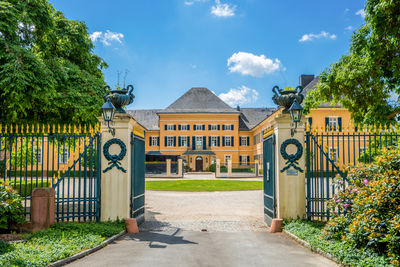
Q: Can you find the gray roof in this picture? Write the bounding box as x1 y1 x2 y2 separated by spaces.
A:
302 77 342 108
239 108 277 130
127 109 162 131
159 87 239 113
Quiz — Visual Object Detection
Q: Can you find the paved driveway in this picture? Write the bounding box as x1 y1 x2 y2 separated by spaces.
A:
69 190 337 267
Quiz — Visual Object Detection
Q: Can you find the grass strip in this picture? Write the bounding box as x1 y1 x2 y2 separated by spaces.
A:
146 180 262 191
0 221 124 267
284 220 391 267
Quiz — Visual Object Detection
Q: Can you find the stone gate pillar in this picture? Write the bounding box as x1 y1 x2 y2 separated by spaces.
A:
273 113 306 220
100 113 135 221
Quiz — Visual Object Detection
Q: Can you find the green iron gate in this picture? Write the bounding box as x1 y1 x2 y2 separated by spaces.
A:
263 133 275 225
130 132 145 224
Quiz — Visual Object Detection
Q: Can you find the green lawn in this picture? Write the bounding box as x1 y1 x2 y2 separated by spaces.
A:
145 180 263 191
0 221 125 266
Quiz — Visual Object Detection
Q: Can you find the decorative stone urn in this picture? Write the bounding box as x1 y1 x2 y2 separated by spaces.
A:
103 85 135 113
272 85 304 113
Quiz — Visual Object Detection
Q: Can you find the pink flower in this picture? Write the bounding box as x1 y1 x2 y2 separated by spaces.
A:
351 189 358 193
344 203 350 208
363 179 369 186
338 180 344 185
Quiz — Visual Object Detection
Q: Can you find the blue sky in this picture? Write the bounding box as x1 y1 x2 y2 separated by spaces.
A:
50 0 366 110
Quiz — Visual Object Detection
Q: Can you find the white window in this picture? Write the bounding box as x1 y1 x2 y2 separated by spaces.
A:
59 148 69 164
195 124 203 131
210 124 218 131
224 155 231 165
181 124 189 131
151 136 158 146
224 124 233 131
195 136 203 150
224 136 232 147
34 148 42 164
166 136 174 147
240 155 248 165
211 136 218 147
181 136 189 147
329 148 338 163
166 124 175 131
328 117 338 131
240 136 248 146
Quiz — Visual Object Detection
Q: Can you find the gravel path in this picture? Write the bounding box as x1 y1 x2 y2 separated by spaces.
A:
141 190 267 232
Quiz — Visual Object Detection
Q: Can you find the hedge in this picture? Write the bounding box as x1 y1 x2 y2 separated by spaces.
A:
10 180 50 197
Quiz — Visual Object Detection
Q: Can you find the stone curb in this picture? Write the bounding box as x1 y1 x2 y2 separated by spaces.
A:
48 230 126 267
282 229 340 265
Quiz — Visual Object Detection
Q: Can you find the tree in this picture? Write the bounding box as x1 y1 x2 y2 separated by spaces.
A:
0 0 108 125
304 0 400 125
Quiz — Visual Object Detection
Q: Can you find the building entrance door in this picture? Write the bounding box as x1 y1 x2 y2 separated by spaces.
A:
195 156 203 172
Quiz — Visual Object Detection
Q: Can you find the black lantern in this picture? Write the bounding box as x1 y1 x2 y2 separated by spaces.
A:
288 99 303 136
101 98 116 136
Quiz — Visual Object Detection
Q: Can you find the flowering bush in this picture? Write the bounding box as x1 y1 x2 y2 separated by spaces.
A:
325 148 400 266
0 181 25 231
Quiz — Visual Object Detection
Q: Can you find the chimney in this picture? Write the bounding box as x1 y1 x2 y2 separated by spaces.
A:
299 74 315 88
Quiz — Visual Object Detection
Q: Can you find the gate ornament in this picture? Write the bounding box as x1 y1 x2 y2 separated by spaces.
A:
103 85 135 113
272 85 304 113
103 138 127 173
280 139 304 173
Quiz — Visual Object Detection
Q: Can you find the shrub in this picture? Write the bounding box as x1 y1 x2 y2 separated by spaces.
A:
0 181 25 231
220 165 227 173
10 180 50 197
207 164 216 172
325 148 400 266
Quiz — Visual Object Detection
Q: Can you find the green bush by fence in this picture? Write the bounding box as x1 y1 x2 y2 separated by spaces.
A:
6 170 96 177
10 180 50 197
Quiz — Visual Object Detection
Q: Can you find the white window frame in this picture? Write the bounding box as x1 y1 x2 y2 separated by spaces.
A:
34 148 42 164
180 124 189 131
240 155 248 165
224 124 233 131
211 136 218 147
181 136 189 147
224 136 232 147
329 148 338 163
166 136 174 147
210 124 218 131
151 136 158 146
328 117 338 131
195 136 203 150
166 124 175 131
194 124 203 131
240 136 248 146
59 148 69 164
224 155 231 165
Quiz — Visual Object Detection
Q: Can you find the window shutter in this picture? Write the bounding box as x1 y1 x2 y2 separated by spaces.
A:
192 136 195 150
338 117 342 132
164 136 167 146
188 124 190 130
218 125 220 130
203 136 206 150
325 118 329 131
178 125 181 130
202 125 205 131
246 137 250 146
149 137 152 146
217 136 220 146
157 137 160 146
222 125 225 131
174 125 177 130
222 136 225 146
239 156 242 164
164 124 167 130
178 136 181 147
355 126 358 132
308 117 313 127
231 124 234 130
247 156 250 163
231 136 234 146
173 136 176 147
208 125 211 130
209 136 211 146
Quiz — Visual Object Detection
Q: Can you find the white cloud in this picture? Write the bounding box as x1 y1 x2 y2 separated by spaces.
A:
219 86 259 106
184 0 208 5
211 0 235 17
227 52 283 77
344 8 350 13
345 26 353 31
356 9 366 18
299 31 337 42
90 30 124 46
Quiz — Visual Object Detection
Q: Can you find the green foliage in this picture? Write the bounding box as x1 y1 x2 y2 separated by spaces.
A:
0 221 124 266
145 180 263 191
325 148 400 266
10 180 50 197
358 138 398 163
0 0 107 125
220 165 227 173
0 181 25 230
206 163 216 172
304 0 400 125
284 220 391 267
9 140 36 169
